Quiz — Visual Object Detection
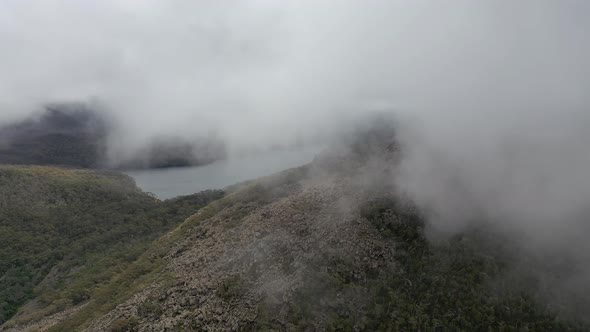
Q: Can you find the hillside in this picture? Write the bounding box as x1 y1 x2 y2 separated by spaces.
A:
0 166 223 328
3 139 588 331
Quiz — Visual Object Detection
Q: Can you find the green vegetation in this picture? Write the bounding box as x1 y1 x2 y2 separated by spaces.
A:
357 199 580 331
40 168 296 331
2 161 587 331
0 165 223 326
46 166 308 331
109 317 139 332
255 197 589 331
0 132 104 168
218 275 246 301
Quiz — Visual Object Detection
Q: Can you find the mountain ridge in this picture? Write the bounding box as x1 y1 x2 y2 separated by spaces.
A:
1 134 588 331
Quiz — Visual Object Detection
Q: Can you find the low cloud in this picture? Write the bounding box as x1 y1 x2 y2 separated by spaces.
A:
1 0 590 312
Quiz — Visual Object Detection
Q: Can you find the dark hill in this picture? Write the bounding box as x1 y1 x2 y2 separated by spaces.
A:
116 136 226 170
0 105 107 168
0 105 226 169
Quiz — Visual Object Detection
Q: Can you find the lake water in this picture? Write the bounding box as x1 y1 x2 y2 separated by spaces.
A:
125 146 322 199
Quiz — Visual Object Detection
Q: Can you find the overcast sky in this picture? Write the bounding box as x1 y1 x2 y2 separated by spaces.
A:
1 1 588 147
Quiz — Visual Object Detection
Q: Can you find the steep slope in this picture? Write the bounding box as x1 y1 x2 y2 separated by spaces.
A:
17 142 587 331
0 166 223 329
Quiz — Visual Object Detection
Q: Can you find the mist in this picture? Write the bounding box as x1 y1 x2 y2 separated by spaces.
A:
1 0 590 311
2 1 588 148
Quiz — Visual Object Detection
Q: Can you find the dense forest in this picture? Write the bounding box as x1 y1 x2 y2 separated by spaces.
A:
0 165 223 326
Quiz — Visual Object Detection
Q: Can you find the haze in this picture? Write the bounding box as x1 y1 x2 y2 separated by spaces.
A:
1 0 590 311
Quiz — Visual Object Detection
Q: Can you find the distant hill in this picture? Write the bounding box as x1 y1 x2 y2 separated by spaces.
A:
0 105 108 168
0 105 226 169
2 134 588 331
115 136 226 170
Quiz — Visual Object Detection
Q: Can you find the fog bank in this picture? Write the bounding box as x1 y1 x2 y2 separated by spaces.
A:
1 1 590 305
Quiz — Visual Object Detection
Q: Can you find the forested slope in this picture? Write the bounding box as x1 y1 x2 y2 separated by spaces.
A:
10 141 586 331
0 165 223 328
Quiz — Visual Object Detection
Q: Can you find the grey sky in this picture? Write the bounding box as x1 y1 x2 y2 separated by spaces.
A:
1 1 588 147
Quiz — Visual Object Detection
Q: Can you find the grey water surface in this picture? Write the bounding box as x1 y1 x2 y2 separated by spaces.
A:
125 146 322 199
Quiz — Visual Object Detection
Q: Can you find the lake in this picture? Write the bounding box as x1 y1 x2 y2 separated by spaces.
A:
125 146 322 199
